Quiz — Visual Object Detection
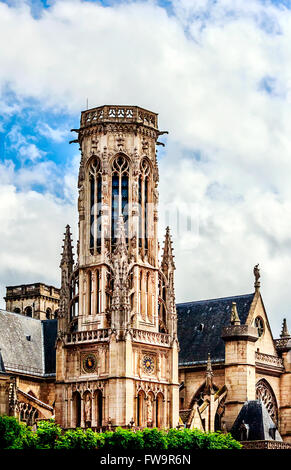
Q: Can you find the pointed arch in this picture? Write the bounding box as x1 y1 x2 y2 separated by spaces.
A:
94 389 103 428
189 381 219 409
111 154 129 249
72 391 81 428
155 392 164 428
136 390 146 427
88 156 102 254
256 378 278 425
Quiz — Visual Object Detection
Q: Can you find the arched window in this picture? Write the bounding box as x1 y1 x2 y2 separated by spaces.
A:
138 159 150 252
13 307 21 314
95 389 103 428
156 393 164 428
54 309 59 318
256 379 278 425
25 306 32 317
158 274 167 333
89 157 102 254
136 391 146 427
105 269 113 312
87 271 92 315
72 391 81 428
111 155 129 248
70 272 79 323
254 317 264 337
46 308 52 319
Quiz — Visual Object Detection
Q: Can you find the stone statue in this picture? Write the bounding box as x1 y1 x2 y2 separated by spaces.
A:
84 394 91 423
147 398 153 424
254 264 260 288
78 185 84 211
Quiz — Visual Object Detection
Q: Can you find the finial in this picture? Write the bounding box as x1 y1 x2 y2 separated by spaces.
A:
60 225 74 267
230 302 241 325
280 318 291 338
161 226 175 272
254 264 260 290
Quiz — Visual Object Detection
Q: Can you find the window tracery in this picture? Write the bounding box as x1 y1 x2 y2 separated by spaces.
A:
89 157 102 254
254 316 264 337
111 155 129 248
256 379 278 425
139 159 150 252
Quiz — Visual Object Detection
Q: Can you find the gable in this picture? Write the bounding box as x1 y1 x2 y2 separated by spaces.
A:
245 293 276 356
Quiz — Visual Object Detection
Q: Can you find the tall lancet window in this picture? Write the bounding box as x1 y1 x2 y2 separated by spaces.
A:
89 157 102 254
111 155 129 247
139 159 150 251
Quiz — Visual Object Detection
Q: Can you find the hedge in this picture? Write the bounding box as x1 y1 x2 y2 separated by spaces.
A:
0 416 242 450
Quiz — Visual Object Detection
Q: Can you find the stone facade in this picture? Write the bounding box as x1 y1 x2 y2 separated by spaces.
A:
5 283 60 320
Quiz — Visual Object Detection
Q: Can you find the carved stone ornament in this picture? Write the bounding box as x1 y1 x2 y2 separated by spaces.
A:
256 380 278 425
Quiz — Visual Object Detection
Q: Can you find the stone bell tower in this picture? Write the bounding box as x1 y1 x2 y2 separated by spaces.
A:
55 105 179 430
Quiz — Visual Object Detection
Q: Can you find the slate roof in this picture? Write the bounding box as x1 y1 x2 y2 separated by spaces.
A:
231 400 282 442
176 293 255 365
0 309 57 377
0 350 5 374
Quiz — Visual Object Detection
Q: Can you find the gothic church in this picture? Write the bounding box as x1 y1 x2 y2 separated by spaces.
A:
0 105 290 447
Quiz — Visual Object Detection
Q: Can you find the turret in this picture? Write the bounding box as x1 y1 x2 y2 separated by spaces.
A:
58 225 74 333
160 226 177 336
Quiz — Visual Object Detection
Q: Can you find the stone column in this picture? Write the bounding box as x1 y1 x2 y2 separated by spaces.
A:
80 397 85 428
279 344 291 442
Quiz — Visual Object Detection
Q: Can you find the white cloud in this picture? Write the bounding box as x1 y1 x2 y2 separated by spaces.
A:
37 122 69 142
0 157 78 308
6 124 46 161
0 0 291 334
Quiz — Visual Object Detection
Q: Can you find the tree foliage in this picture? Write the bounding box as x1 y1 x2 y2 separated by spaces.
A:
0 416 242 450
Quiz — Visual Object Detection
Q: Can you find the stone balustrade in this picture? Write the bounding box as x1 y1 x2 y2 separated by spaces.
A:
80 105 158 129
274 337 291 351
131 328 171 347
255 351 284 370
242 440 291 449
65 328 109 345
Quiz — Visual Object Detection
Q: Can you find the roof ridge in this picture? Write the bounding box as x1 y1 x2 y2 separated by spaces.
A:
0 309 41 322
176 292 254 306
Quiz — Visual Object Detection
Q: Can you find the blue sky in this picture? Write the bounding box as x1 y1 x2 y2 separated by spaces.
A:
1 0 291 335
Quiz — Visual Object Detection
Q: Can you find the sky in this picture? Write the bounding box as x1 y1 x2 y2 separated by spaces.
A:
0 0 291 336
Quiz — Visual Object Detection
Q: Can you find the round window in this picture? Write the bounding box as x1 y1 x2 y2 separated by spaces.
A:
254 317 264 337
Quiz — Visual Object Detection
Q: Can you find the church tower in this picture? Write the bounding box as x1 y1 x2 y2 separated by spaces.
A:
55 105 179 429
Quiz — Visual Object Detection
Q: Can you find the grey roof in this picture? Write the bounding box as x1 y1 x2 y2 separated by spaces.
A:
0 309 57 377
176 293 255 365
0 349 5 374
231 400 282 441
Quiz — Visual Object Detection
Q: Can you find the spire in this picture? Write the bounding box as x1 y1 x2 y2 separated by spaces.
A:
60 225 74 268
230 302 241 325
253 263 260 291
280 318 291 338
205 353 214 392
161 226 175 274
